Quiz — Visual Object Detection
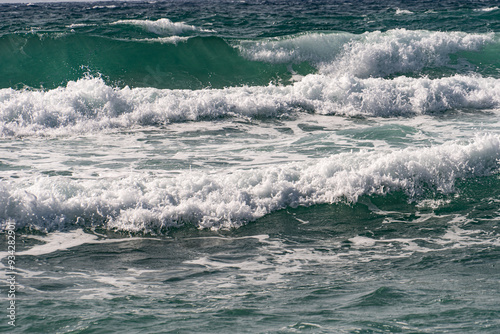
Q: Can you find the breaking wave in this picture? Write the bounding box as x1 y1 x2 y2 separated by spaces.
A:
2 74 500 136
1 135 499 232
111 18 214 36
238 29 496 77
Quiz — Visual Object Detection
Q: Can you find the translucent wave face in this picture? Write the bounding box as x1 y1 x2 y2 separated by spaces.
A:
2 135 499 232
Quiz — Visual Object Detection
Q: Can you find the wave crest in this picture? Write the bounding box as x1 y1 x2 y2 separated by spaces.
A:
239 29 495 78
2 74 500 136
111 18 213 36
2 135 499 232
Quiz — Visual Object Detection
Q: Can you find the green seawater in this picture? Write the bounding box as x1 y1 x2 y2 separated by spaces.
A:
1 0 500 333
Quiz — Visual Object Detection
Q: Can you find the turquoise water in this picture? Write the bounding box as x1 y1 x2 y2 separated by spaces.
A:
1 0 500 332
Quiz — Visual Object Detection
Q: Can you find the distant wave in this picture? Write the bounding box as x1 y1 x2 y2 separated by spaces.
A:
133 36 191 44
2 74 499 136
66 23 97 28
2 135 499 232
91 5 117 9
395 8 414 15
111 18 214 36
473 6 499 12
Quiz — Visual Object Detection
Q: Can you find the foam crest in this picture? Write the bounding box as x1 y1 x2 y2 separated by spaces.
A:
238 32 352 64
1 135 499 232
473 7 499 12
395 9 414 15
111 18 212 36
327 30 494 78
92 5 117 9
0 77 135 136
2 74 500 136
66 23 96 28
239 29 494 77
136 36 190 44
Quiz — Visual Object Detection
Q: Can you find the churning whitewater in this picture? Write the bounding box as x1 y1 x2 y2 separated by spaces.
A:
2 134 500 232
1 22 500 232
2 29 500 137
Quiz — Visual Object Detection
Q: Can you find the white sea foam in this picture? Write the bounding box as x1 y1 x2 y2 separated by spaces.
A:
238 32 352 64
395 8 414 15
1 74 500 136
13 229 159 256
239 29 494 77
66 23 96 29
92 5 117 9
111 18 213 36
325 30 494 78
1 135 499 232
473 7 499 12
135 36 190 44
17 229 99 256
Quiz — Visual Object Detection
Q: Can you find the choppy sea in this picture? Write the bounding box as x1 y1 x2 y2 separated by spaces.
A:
1 0 500 332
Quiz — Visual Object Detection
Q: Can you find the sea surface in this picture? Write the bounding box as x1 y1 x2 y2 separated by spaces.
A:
1 0 500 332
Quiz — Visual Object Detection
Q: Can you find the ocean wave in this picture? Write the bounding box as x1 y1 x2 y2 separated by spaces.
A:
473 6 498 12
91 5 117 9
1 30 497 91
395 8 414 15
2 74 500 136
111 18 214 36
0 34 280 90
239 29 495 78
133 36 191 44
2 135 499 232
237 32 351 64
66 23 97 29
